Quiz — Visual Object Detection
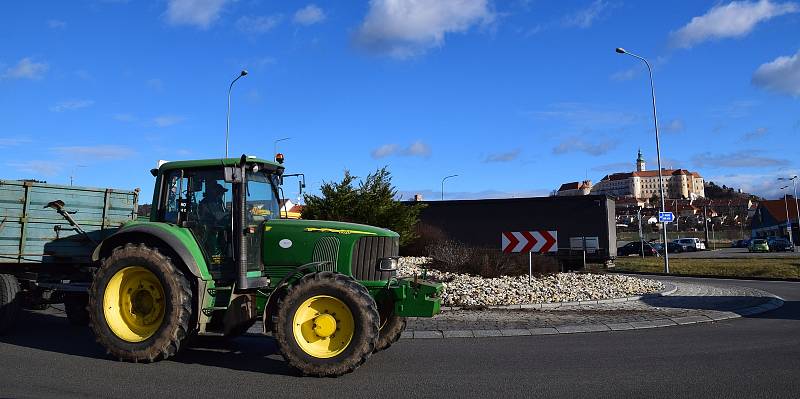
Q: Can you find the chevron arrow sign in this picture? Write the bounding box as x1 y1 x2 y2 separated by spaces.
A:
501 230 558 253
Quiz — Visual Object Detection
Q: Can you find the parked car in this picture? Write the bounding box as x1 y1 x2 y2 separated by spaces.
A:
618 241 659 256
749 239 770 253
652 242 685 254
673 238 706 251
768 238 794 252
731 239 750 248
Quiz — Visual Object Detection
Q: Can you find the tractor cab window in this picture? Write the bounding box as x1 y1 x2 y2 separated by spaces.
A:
245 170 280 224
161 169 234 270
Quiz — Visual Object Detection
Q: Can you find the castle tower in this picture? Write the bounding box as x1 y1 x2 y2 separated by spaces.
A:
636 149 646 172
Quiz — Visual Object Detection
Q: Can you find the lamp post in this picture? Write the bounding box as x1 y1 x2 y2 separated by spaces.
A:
780 185 795 249
226 70 248 158
778 175 799 251
441 174 458 201
274 137 291 156
616 47 669 273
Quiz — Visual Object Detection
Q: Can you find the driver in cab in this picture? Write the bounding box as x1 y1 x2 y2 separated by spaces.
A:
198 181 229 226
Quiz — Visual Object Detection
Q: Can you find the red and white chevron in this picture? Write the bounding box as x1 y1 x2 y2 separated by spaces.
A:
501 230 558 253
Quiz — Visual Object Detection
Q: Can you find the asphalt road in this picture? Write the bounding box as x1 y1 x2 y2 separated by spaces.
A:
616 246 800 259
1 276 798 399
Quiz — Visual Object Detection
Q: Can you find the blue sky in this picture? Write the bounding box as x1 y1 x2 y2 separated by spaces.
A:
1 0 799 203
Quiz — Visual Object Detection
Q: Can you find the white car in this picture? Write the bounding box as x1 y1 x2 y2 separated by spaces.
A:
673 238 706 251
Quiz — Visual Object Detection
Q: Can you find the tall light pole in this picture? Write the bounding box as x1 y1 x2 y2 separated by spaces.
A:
441 174 458 201
274 137 291 156
780 185 795 249
226 70 248 158
778 175 799 250
616 47 669 273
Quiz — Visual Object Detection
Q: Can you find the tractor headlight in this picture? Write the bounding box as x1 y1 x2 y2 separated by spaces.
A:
377 257 398 272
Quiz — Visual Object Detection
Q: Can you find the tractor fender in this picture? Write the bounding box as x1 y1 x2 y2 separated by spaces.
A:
92 224 207 280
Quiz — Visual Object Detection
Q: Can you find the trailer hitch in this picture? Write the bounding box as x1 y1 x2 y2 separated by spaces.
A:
45 200 98 245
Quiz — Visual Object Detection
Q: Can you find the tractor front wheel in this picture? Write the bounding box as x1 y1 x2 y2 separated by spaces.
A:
274 271 379 377
374 307 406 353
88 243 192 362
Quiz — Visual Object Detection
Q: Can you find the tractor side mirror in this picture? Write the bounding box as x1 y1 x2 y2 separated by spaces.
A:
224 167 242 183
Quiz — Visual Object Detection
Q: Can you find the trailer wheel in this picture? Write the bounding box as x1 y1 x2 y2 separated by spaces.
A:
374 303 406 353
64 293 90 326
0 274 22 335
88 243 192 362
275 271 379 377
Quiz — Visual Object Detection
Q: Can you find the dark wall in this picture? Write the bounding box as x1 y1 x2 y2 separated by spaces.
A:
412 195 616 259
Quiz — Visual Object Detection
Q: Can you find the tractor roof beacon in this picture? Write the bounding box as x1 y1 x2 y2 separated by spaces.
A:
84 154 443 376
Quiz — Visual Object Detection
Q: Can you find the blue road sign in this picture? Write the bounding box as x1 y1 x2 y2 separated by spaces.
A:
658 212 675 223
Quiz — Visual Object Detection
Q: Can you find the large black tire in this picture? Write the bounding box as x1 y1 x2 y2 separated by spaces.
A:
0 274 21 335
374 311 406 353
64 292 90 326
88 243 193 362
274 272 379 377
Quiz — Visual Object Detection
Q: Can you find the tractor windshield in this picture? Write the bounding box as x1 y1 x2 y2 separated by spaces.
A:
245 170 281 223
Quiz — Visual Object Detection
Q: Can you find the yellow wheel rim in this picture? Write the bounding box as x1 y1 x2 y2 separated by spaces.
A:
103 266 166 343
292 295 354 359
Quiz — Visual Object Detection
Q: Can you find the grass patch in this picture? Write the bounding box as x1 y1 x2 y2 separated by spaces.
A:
614 257 800 279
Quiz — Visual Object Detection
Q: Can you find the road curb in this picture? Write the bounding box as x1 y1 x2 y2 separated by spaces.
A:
440 281 678 312
401 285 784 340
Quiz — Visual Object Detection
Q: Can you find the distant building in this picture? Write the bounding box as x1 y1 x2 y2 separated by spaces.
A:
751 196 799 241
589 149 705 200
556 180 592 196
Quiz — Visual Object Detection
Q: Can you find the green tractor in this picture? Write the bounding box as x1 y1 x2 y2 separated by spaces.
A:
87 155 441 376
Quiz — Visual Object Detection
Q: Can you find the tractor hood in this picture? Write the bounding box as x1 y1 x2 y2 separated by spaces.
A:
264 219 398 238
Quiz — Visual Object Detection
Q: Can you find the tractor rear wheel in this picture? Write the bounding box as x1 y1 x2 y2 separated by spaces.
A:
88 243 192 362
0 274 21 335
274 271 379 377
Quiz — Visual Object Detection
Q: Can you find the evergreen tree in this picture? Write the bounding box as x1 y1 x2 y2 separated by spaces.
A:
302 167 424 246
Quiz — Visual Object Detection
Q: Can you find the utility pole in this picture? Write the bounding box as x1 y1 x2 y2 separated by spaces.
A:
638 206 645 257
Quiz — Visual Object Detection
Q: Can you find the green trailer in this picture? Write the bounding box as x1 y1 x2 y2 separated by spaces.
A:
0 156 442 377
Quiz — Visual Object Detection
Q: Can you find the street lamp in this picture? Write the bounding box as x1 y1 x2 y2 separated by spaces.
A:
226 70 248 158
441 174 458 201
616 47 670 273
780 185 795 249
778 175 799 251
274 137 291 156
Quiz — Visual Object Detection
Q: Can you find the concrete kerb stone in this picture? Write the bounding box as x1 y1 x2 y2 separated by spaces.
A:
398 283 786 340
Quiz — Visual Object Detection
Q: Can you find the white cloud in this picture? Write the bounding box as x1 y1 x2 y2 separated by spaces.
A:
530 102 637 127
662 119 685 133
50 100 94 112
610 67 638 81
752 48 800 96
147 78 164 91
404 140 431 157
52 145 135 160
371 144 400 158
236 15 282 34
563 0 612 28
153 115 185 127
692 150 789 168
165 0 229 29
707 170 799 199
113 113 137 122
7 160 63 176
371 140 431 158
484 148 521 162
743 127 769 140
552 137 618 156
294 4 326 25
670 0 799 49
354 0 494 59
48 19 67 29
0 137 31 148
1 57 49 80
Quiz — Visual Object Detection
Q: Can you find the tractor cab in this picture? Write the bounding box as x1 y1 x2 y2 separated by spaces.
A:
152 155 284 289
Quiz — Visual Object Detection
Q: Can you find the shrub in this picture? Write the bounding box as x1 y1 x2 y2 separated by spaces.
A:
425 240 561 278
302 167 425 246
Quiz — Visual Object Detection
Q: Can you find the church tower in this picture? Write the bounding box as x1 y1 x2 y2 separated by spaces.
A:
636 149 646 172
